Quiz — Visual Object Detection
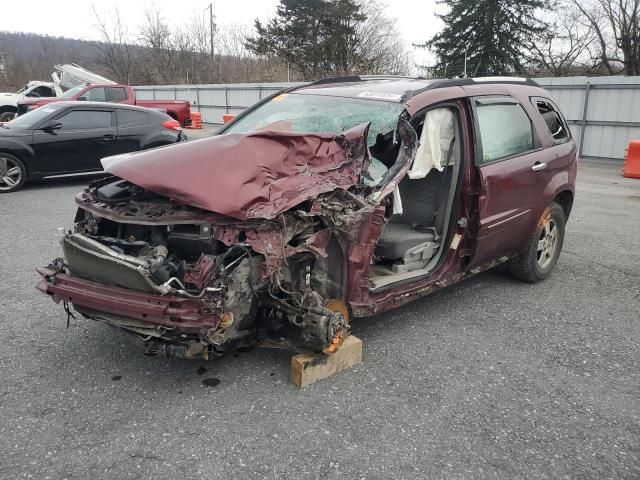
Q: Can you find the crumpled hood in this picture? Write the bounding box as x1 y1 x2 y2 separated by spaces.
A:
102 123 371 220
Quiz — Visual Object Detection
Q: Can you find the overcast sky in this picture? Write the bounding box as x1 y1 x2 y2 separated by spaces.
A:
0 0 441 66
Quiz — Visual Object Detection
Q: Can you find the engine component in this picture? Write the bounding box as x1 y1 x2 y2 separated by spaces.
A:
167 225 223 261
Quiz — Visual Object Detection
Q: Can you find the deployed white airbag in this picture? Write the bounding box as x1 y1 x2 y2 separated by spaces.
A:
408 108 455 179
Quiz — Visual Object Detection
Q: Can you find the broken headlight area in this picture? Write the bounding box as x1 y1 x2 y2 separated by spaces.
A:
37 183 364 359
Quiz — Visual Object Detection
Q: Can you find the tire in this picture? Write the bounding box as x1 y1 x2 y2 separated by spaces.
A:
0 111 16 123
0 153 27 193
508 202 566 283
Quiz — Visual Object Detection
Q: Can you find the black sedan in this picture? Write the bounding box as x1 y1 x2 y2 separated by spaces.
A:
0 101 186 193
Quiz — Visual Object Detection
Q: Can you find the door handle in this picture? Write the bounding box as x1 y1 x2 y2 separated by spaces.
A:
102 134 116 141
531 162 547 172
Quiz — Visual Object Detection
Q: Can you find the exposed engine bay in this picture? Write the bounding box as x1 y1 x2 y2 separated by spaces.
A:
37 178 376 359
36 119 424 359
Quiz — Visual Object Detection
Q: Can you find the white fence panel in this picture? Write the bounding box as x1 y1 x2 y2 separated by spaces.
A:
135 77 640 160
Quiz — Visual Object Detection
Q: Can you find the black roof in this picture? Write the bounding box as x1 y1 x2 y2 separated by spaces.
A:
42 101 166 114
291 75 540 103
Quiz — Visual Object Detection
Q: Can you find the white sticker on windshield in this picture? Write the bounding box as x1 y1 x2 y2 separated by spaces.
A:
358 91 402 101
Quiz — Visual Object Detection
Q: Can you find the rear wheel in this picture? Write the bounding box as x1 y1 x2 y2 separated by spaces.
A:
508 202 565 283
0 153 27 193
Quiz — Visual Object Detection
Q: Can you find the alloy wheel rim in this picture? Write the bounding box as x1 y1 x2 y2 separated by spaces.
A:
537 218 558 269
0 157 21 191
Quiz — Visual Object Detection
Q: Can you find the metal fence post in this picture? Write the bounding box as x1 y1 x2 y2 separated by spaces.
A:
224 87 229 114
579 82 591 158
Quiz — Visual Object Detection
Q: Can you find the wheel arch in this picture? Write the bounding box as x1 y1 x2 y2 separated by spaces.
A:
0 105 18 114
553 189 574 220
0 149 29 176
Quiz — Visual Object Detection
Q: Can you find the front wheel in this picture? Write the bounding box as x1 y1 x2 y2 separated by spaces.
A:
0 111 16 123
0 153 27 193
508 202 566 283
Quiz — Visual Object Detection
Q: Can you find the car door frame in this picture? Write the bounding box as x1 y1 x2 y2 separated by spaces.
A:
467 94 553 267
106 86 131 104
78 86 107 102
30 106 117 174
528 95 577 178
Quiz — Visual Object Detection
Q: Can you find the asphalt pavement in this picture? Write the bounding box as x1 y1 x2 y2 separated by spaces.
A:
0 158 638 479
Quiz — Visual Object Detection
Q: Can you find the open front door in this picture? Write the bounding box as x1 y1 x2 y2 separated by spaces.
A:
468 96 548 268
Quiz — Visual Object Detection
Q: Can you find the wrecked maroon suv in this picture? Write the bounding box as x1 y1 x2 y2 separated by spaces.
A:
37 76 577 359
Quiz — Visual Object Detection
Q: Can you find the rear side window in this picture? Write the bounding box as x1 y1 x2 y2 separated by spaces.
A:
531 97 570 145
108 87 128 102
475 99 534 164
84 87 107 102
57 110 112 130
116 109 149 126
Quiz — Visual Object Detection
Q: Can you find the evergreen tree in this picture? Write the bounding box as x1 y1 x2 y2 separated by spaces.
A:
422 0 549 77
245 0 366 80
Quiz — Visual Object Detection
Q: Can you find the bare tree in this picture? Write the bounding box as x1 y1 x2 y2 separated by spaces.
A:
355 0 412 75
571 0 640 75
92 7 136 83
137 6 174 83
189 13 211 56
529 4 600 75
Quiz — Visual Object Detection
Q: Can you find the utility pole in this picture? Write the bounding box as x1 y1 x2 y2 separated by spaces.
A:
206 3 215 58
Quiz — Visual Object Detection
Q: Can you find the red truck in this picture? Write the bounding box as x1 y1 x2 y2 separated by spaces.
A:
17 84 192 127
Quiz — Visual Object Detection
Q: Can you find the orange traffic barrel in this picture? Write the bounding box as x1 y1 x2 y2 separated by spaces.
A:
189 112 202 129
222 113 236 124
623 140 640 178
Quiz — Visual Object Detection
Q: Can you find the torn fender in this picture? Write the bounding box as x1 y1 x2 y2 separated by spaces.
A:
102 123 371 221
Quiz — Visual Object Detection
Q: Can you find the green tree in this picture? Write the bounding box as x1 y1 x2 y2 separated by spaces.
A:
422 0 550 77
245 0 366 80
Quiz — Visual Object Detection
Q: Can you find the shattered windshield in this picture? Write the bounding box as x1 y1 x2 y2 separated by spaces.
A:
224 92 403 145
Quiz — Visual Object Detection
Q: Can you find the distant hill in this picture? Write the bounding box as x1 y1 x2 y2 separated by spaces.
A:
0 30 296 90
0 31 109 89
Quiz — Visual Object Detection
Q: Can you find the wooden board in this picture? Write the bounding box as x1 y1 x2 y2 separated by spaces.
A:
290 335 363 388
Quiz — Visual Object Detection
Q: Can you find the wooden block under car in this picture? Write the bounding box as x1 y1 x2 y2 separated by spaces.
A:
290 335 363 388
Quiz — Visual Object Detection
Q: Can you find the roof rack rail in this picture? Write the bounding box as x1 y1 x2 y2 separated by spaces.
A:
432 77 539 89
308 75 362 86
359 75 427 80
406 76 540 99
308 74 428 86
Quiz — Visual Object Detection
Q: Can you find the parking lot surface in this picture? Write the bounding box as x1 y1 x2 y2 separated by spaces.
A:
1 158 638 479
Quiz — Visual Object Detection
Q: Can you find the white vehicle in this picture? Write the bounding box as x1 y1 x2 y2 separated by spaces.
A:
0 81 57 122
51 63 115 89
0 64 115 122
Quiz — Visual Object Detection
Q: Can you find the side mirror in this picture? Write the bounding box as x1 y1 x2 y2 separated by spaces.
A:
40 120 62 132
77 96 87 101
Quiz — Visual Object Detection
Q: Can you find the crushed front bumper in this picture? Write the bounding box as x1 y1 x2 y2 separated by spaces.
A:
36 267 220 336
